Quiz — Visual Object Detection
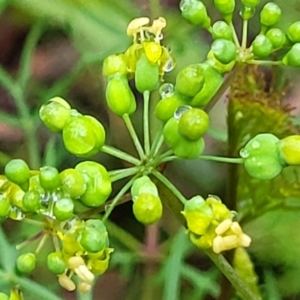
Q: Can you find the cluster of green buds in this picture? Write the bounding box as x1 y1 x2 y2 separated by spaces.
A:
102 17 175 117
40 97 106 157
0 158 112 292
179 0 300 68
182 195 251 253
239 133 300 180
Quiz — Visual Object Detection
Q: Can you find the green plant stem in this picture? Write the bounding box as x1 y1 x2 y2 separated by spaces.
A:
205 250 260 300
108 167 138 182
35 233 49 254
149 125 163 157
153 149 173 164
143 91 151 156
152 170 187 205
248 60 283 66
229 21 240 48
15 230 44 250
105 219 142 252
101 145 141 165
199 156 244 164
22 218 44 227
160 155 178 163
102 178 135 222
241 19 248 49
123 114 145 160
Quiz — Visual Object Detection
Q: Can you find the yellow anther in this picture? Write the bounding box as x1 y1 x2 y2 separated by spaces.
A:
75 265 95 283
215 219 232 235
78 282 92 293
58 274 76 291
150 17 167 40
230 222 242 235
68 256 84 269
239 233 252 247
127 17 150 37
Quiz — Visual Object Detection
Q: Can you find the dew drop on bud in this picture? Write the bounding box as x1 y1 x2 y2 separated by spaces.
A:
207 194 222 202
174 105 191 119
231 210 238 221
163 57 175 72
9 207 25 220
239 148 249 158
159 83 174 99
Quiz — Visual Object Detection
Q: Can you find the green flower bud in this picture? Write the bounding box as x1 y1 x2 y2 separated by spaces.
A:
180 0 211 28
131 176 158 199
47 252 67 275
175 64 204 97
178 108 209 140
173 137 205 159
155 93 186 123
79 227 106 253
191 63 223 107
278 135 300 165
0 196 10 217
135 52 159 93
240 133 284 180
85 220 109 247
60 168 86 198
53 198 74 221
75 161 112 207
16 253 36 273
260 2 281 27
133 193 163 225
240 0 260 8
22 189 40 211
287 21 300 43
266 28 286 49
182 195 213 235
212 21 233 40
211 39 237 64
39 97 71 132
163 117 181 148
5 159 30 186
214 0 235 15
102 54 128 77
62 115 105 157
39 166 61 191
282 43 300 67
106 74 136 116
251 34 273 58
206 51 235 73
240 6 255 20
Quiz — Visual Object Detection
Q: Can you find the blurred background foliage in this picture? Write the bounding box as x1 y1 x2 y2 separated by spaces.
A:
1 0 300 299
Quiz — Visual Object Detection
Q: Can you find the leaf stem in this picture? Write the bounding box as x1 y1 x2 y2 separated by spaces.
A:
102 178 135 222
123 114 145 160
152 170 187 205
101 145 141 165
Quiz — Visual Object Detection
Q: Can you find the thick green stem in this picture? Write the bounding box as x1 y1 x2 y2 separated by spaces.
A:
205 250 260 300
241 19 248 49
102 178 135 222
143 91 151 155
101 145 141 165
152 170 187 205
123 114 145 160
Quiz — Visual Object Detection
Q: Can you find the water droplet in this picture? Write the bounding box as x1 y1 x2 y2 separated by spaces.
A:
174 105 191 119
239 148 249 158
159 83 174 98
9 207 25 220
40 192 51 207
163 57 175 72
231 211 238 221
251 140 260 149
207 194 221 202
